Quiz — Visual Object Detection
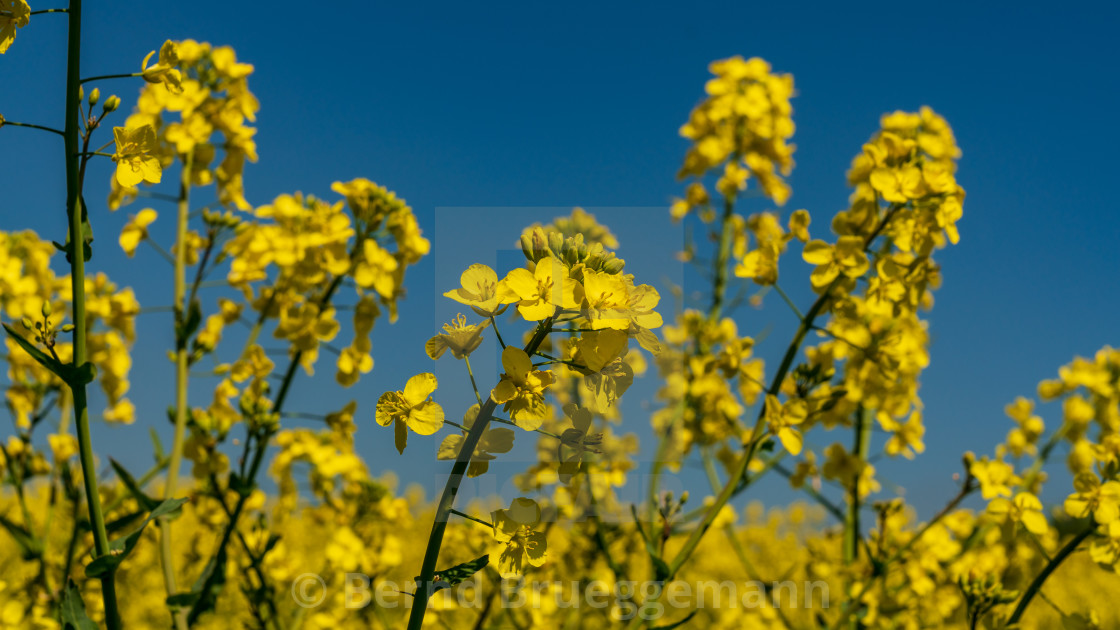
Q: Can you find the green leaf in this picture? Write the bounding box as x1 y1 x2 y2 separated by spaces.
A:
58 580 98 630
1 324 97 386
0 513 43 560
110 458 160 511
2 323 67 381
184 544 228 623
652 611 697 629
149 427 165 461
176 299 202 348
85 497 188 578
415 554 489 594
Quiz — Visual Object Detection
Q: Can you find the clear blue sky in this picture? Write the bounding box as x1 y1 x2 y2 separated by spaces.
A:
2 1 1118 516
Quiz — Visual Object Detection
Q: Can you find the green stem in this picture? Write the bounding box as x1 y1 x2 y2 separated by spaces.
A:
1006 526 1095 625
406 318 554 630
448 509 493 529
160 151 193 630
843 406 872 630
62 0 121 626
843 406 872 565
464 356 483 406
79 72 143 84
2 120 65 136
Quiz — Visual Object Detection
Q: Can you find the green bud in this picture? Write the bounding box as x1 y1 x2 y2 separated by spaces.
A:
41 301 52 317
77 86 84 102
103 95 121 113
20 316 33 330
61 324 75 332
89 87 100 107
602 257 626 274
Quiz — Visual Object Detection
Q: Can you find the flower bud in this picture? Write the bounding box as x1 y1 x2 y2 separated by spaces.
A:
602 257 626 274
41 301 52 317
20 316 33 330
89 88 100 107
61 324 75 332
103 95 121 113
77 86 84 102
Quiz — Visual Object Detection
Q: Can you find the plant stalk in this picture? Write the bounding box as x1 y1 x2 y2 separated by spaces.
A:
160 150 193 630
62 0 121 626
406 318 553 629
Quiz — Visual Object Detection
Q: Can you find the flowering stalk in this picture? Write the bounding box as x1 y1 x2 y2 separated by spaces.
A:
61 0 121 626
406 317 554 630
1006 525 1095 624
843 406 872 564
159 149 193 630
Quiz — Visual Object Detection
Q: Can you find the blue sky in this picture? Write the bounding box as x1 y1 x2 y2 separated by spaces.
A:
2 1 1118 517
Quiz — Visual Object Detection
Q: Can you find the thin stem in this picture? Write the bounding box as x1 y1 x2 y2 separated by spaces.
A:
79 72 143 84
62 0 120 625
772 283 804 321
843 406 872 565
1006 526 1095 625
448 509 493 529
144 239 177 265
30 8 68 14
489 315 506 349
464 356 483 406
406 318 554 630
159 151 193 630
2 120 65 136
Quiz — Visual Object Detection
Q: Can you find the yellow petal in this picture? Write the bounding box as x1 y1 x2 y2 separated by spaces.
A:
407 401 444 435
403 373 438 405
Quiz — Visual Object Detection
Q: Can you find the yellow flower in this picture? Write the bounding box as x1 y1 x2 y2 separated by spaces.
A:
788 209 810 242
490 497 547 578
970 457 1020 500
112 125 162 187
802 236 870 288
47 434 79 462
425 314 490 360
0 0 30 54
558 403 602 483
764 394 808 455
437 404 514 477
140 40 183 93
881 411 925 459
443 264 517 317
988 492 1048 535
491 346 553 430
1064 474 1120 525
119 208 158 257
503 257 579 321
376 373 445 454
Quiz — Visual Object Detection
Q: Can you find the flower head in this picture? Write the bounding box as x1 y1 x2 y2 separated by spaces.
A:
444 264 517 317
119 208 157 257
988 492 1048 535
376 373 445 454
425 314 490 360
0 0 30 54
437 404 514 477
490 497 547 578
491 347 553 430
141 40 183 93
503 258 579 321
1064 474 1120 525
112 125 162 187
